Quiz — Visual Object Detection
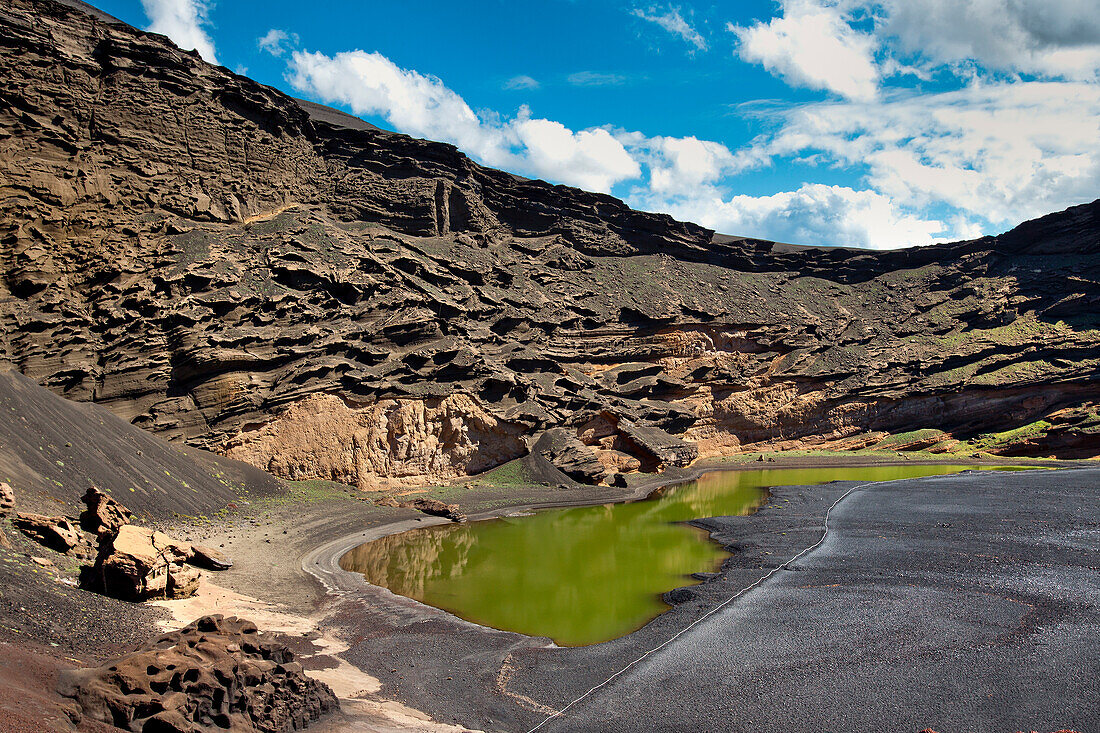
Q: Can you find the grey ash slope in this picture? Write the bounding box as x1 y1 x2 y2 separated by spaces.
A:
0 0 1098 491
0 369 281 521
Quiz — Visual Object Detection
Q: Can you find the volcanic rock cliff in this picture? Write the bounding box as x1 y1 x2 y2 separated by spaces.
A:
1 0 1098 489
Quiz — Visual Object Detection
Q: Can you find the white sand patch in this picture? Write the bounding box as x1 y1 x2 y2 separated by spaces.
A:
152 579 481 731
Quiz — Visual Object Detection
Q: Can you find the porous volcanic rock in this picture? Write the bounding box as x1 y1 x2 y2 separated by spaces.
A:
0 0 1098 490
80 486 134 535
58 614 339 733
223 393 527 490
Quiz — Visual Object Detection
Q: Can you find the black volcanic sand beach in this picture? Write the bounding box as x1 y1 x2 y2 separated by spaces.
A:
307 466 1099 733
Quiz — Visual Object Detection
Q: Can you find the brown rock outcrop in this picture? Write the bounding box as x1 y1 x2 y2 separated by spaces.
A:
86 524 197 600
223 393 527 489
58 614 338 733
536 429 609 484
401 497 467 523
10 512 90 555
80 486 133 535
0 482 13 515
190 543 233 570
0 0 1097 488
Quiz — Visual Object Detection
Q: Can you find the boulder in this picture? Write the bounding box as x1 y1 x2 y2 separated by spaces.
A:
167 563 201 598
10 512 87 554
58 615 339 733
594 448 642 474
616 419 698 469
80 487 133 535
401 498 467 523
190 543 233 570
0 481 13 515
535 428 608 484
87 525 198 600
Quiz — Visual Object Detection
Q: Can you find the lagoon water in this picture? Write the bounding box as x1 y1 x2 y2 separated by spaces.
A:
340 464 1018 646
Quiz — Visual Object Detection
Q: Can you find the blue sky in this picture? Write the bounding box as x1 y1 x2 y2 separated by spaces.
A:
93 0 1100 248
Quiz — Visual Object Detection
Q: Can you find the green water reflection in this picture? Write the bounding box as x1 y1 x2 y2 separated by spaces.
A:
340 464 1016 646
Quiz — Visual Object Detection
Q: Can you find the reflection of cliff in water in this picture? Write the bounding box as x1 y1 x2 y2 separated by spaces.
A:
645 469 767 521
340 525 477 597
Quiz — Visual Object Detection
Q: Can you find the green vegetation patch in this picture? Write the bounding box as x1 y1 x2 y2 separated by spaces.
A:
870 429 948 450
468 458 532 487
968 420 1052 451
263 479 360 506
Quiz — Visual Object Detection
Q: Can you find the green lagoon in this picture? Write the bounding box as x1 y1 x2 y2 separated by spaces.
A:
340 464 1020 646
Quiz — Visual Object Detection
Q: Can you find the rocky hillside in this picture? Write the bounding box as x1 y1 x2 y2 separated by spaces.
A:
1 0 1098 490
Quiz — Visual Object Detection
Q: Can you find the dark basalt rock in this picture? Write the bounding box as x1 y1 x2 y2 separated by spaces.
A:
58 615 339 733
536 428 609 485
664 587 697 604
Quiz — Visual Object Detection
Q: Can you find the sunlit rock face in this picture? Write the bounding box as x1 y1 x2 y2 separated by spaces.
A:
1 0 1098 487
224 393 527 489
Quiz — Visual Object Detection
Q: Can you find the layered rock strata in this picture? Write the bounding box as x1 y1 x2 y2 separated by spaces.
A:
0 0 1098 488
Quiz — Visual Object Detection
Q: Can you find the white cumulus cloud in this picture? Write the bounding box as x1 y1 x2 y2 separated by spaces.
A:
633 183 947 249
141 0 218 65
513 117 641 193
286 49 641 193
731 0 879 101
760 80 1100 226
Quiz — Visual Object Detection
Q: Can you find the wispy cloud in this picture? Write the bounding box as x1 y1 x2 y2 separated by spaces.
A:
504 75 540 90
258 28 299 57
140 0 218 65
567 70 628 86
632 5 708 51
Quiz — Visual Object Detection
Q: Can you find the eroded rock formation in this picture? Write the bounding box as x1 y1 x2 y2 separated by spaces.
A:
1 0 1098 488
80 486 133 535
84 522 231 601
0 482 14 515
223 393 526 489
58 615 339 732
10 511 91 556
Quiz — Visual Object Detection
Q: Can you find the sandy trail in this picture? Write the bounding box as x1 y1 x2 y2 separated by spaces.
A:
154 580 479 732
